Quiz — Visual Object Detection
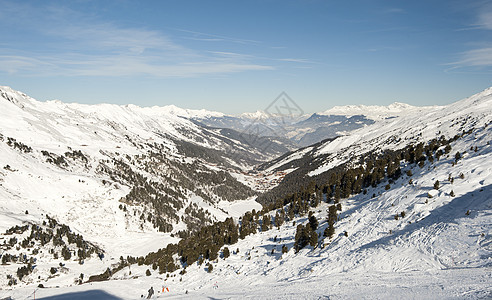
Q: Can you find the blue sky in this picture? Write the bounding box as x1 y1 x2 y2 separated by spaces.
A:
0 0 491 114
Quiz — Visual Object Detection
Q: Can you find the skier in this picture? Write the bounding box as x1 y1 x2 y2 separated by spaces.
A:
147 286 154 299
213 281 218 290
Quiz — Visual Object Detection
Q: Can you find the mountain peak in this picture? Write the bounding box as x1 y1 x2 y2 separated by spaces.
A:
0 86 30 107
319 101 430 119
240 110 271 119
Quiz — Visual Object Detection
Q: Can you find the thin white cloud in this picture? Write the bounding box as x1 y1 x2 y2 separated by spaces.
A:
447 46 492 72
184 37 225 42
208 51 256 62
277 58 315 64
0 2 272 77
175 28 261 45
476 8 492 30
0 53 273 77
49 24 187 55
451 48 492 68
0 55 56 74
448 4 492 71
382 8 405 14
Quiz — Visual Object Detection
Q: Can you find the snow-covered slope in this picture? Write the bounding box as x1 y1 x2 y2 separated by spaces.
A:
320 101 437 120
9 99 492 299
260 88 491 177
148 104 225 119
0 86 271 262
2 86 492 299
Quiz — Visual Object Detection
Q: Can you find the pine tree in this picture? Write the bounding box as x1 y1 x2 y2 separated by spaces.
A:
261 215 271 232
444 144 451 154
324 205 337 239
294 224 307 253
455 151 461 162
309 231 318 247
294 224 316 253
328 205 338 222
62 246 71 260
274 211 283 228
434 180 440 190
222 247 230 259
308 215 318 231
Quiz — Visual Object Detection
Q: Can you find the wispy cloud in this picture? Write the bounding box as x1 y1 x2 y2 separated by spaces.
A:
0 3 272 77
448 4 492 72
382 8 405 14
447 47 492 72
459 48 492 66
476 7 492 30
277 58 315 64
175 28 261 45
0 55 56 74
184 37 225 42
0 52 273 77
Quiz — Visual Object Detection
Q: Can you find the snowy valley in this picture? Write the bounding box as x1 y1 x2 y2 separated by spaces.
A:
0 86 491 299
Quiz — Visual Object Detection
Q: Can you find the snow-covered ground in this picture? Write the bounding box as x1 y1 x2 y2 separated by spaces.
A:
0 85 266 261
7 105 492 299
1 86 491 299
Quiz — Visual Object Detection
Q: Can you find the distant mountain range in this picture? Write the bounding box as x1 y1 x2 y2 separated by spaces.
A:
178 101 435 148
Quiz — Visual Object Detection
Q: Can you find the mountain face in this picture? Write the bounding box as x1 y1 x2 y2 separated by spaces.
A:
0 86 278 257
319 101 426 119
256 87 492 205
1 86 491 298
190 102 427 148
288 113 375 147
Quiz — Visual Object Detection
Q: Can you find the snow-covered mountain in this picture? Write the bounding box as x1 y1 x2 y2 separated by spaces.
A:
1 86 491 299
191 102 430 148
258 88 491 203
0 86 279 262
319 101 434 119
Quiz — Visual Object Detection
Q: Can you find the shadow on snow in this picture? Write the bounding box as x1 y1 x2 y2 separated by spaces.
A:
353 184 492 254
39 290 122 300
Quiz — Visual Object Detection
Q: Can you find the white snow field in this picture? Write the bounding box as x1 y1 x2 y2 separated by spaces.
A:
1 86 492 299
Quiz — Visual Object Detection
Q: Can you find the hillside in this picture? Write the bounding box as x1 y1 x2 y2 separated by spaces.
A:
257 87 492 205
0 85 274 262
1 86 491 299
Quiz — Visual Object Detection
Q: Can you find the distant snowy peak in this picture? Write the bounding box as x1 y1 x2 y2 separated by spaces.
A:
239 110 271 120
150 104 225 119
0 86 224 119
320 102 437 119
0 86 34 107
61 102 225 119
